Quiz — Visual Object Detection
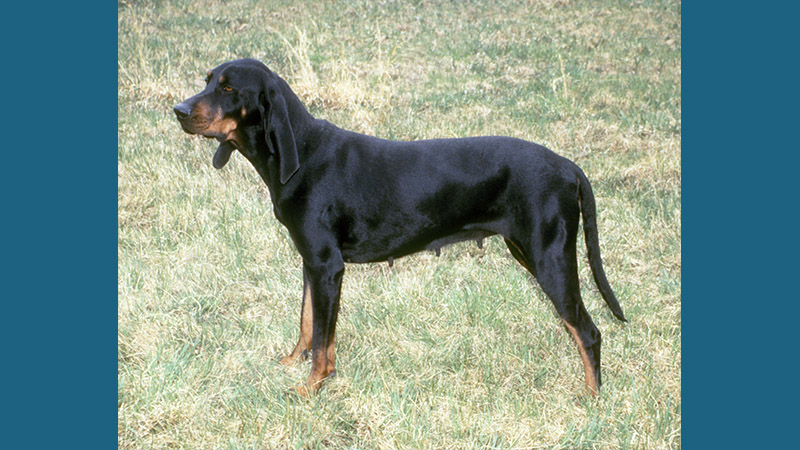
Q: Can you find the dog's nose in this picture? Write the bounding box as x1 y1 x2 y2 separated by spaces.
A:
173 102 191 120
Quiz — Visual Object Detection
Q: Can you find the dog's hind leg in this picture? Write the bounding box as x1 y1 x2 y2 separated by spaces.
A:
505 201 603 395
536 228 602 395
505 238 536 277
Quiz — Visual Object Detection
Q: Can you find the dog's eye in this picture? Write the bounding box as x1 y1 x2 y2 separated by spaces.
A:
222 85 234 92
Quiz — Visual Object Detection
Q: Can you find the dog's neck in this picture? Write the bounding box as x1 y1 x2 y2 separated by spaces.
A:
236 76 332 219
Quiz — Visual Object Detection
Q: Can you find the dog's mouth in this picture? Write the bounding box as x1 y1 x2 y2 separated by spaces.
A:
176 119 201 135
176 121 238 170
201 129 227 141
175 103 240 169
179 124 236 169
175 117 216 138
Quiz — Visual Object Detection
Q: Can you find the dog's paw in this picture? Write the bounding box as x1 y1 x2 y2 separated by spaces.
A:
279 349 310 366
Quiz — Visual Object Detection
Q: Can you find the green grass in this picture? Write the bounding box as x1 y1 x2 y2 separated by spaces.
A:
118 0 681 448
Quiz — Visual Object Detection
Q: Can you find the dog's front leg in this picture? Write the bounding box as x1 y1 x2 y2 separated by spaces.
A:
280 266 313 366
294 255 344 397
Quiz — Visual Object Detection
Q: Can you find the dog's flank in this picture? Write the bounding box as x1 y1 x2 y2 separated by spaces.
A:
174 58 626 397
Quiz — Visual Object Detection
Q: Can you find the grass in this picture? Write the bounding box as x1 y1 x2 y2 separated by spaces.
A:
118 0 681 448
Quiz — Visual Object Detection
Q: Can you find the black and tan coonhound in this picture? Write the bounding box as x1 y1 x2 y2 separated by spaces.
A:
174 58 626 396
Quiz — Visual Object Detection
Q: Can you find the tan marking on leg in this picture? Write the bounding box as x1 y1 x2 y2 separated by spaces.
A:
563 320 599 396
326 331 336 375
294 348 331 397
299 282 313 349
280 283 313 366
507 239 533 272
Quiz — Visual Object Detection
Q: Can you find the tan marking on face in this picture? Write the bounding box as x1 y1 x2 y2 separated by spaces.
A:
563 320 599 395
241 106 247 118
204 108 238 135
193 100 211 119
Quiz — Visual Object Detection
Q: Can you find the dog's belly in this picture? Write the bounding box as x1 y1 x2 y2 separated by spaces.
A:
334 167 512 264
340 223 500 264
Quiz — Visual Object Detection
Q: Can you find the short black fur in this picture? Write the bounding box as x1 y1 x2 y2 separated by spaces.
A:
174 58 626 396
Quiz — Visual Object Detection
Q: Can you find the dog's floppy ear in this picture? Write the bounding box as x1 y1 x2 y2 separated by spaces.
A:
259 86 299 184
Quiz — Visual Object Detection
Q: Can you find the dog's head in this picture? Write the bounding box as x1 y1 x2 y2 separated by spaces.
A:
174 59 299 184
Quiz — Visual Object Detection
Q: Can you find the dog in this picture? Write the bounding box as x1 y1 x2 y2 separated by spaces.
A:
174 58 626 396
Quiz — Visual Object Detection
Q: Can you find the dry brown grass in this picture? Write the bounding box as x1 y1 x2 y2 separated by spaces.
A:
119 0 681 448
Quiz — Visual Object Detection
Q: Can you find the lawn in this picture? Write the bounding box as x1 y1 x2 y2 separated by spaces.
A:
118 1 681 448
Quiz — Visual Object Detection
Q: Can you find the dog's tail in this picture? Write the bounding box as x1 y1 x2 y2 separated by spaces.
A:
576 166 627 322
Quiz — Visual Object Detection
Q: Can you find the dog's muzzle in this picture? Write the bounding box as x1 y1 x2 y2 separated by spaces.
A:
173 102 191 120
173 102 196 133
174 101 236 169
